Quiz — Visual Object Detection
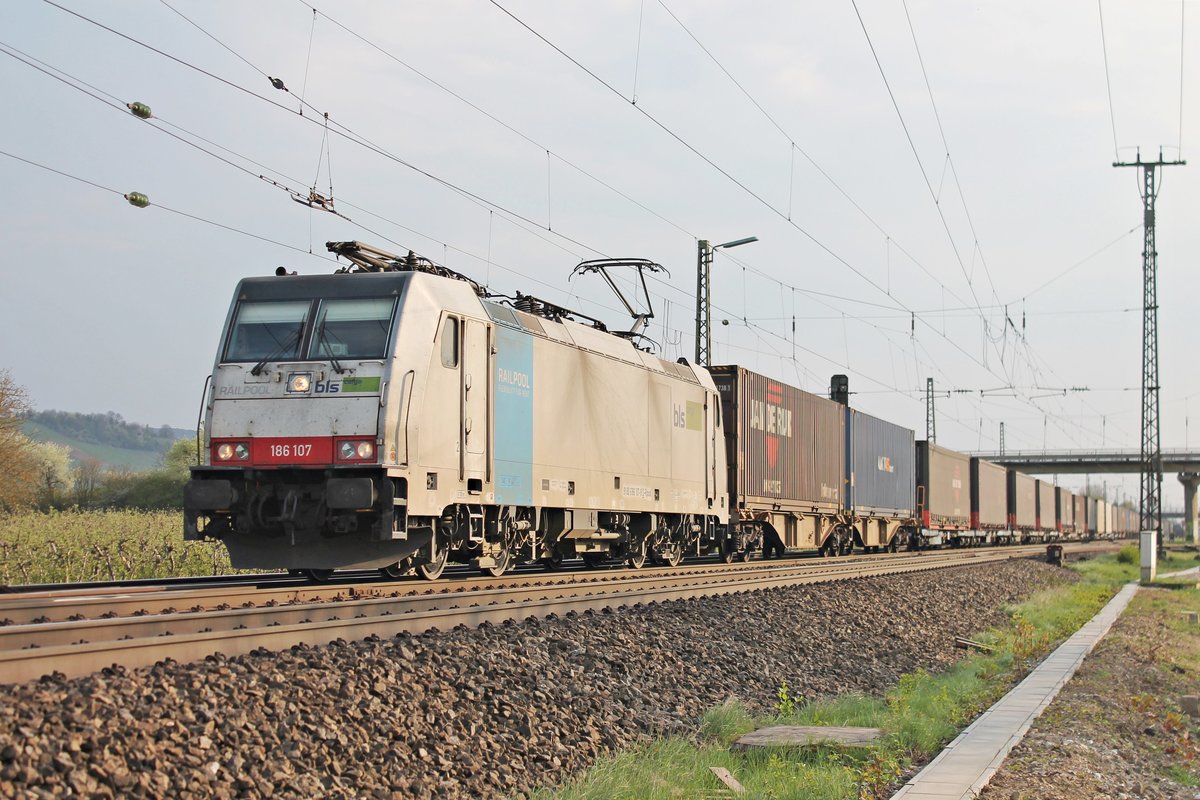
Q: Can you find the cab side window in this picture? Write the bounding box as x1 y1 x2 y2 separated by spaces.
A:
440 317 459 368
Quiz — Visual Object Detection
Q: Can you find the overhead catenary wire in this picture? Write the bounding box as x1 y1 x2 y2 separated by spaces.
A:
1098 0 1121 159
25 1 1132 450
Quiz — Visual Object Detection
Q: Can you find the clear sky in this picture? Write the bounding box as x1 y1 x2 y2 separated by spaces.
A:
1 1 1195 508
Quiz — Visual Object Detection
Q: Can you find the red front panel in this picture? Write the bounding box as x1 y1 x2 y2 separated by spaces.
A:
251 437 334 466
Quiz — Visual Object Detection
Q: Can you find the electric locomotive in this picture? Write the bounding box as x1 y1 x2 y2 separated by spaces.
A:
185 242 729 579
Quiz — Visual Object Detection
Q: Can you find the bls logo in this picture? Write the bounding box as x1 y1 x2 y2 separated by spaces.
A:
313 381 341 394
877 456 894 473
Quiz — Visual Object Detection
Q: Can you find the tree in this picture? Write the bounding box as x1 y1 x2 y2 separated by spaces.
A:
162 436 200 477
28 440 72 509
0 370 38 509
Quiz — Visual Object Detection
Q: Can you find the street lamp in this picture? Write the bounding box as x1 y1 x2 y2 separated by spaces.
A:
695 236 758 366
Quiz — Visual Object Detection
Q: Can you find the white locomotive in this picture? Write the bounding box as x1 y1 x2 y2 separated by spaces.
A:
185 242 730 579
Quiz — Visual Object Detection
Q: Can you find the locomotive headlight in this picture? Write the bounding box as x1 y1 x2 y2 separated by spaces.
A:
214 442 251 462
287 372 312 393
336 439 376 462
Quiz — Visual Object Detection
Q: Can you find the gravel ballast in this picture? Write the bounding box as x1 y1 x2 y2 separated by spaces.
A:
0 559 1071 799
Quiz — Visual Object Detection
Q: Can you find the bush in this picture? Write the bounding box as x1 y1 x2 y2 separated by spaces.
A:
1116 545 1138 565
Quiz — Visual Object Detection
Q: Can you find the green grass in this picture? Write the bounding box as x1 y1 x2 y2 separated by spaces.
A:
537 552 1142 800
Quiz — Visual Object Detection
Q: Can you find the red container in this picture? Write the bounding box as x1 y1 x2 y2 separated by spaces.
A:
709 365 843 512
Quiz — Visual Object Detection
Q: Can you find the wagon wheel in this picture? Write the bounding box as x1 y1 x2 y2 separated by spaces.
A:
417 532 449 580
837 528 855 556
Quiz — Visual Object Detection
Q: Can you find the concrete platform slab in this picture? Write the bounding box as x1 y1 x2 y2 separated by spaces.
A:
890 582 1138 800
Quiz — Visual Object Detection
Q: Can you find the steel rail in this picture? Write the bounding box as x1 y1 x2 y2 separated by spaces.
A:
0 544 1113 686
0 543 1074 626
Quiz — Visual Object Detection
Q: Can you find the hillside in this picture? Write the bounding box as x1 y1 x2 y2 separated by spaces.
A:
23 411 190 472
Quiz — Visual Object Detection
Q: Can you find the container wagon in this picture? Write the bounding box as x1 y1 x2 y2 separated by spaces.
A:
1035 479 1057 541
1072 494 1088 540
710 365 847 558
970 457 1008 545
845 408 916 551
1007 469 1037 544
915 441 971 547
1057 487 1075 537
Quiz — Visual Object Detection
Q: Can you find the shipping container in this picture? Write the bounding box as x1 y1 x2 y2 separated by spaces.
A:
1074 494 1088 534
916 441 970 530
709 365 844 512
1008 470 1037 531
1087 498 1099 535
846 409 915 516
970 458 1008 530
1036 480 1057 532
1057 487 1074 533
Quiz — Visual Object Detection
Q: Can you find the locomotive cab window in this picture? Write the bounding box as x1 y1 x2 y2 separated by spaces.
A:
440 317 459 368
223 300 310 362
307 298 396 360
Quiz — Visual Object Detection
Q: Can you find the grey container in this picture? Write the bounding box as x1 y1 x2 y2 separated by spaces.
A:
709 365 844 512
1007 470 1037 530
1036 479 1057 532
1087 497 1099 534
970 458 1007 529
916 441 970 529
846 409 915 516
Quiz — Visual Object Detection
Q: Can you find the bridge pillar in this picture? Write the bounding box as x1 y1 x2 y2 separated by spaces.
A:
1180 472 1200 545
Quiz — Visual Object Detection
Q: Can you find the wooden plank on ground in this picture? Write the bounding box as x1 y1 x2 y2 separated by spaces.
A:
708 766 746 795
732 725 882 750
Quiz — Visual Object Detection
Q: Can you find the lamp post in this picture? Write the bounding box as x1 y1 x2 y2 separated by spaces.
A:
695 236 758 366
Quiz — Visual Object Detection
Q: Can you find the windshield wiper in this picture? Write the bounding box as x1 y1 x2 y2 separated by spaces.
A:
316 320 346 374
250 328 302 376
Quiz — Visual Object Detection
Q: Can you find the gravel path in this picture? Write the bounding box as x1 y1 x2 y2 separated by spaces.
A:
981 585 1200 800
0 559 1070 799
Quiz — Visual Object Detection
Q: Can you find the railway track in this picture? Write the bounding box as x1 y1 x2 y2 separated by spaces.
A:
0 542 1116 686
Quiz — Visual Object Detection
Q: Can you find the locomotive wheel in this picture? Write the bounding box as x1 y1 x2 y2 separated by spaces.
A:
301 568 333 582
418 535 449 580
656 540 683 568
721 546 736 564
582 552 607 569
378 562 410 580
627 539 647 570
540 553 564 571
482 545 512 578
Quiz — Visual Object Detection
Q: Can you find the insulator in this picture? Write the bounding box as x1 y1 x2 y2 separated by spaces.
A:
124 192 150 208
127 101 152 119
515 296 539 314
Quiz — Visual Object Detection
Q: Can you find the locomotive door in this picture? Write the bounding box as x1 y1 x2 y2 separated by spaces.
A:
462 318 489 481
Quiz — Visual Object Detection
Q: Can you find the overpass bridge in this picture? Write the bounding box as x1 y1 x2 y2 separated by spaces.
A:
968 449 1200 544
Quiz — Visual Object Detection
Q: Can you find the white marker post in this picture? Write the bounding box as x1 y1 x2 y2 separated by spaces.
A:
1140 530 1157 582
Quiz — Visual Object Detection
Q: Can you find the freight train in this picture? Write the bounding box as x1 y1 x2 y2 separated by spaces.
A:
184 242 1134 579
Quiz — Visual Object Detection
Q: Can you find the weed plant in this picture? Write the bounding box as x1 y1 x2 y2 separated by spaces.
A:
0 509 250 584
